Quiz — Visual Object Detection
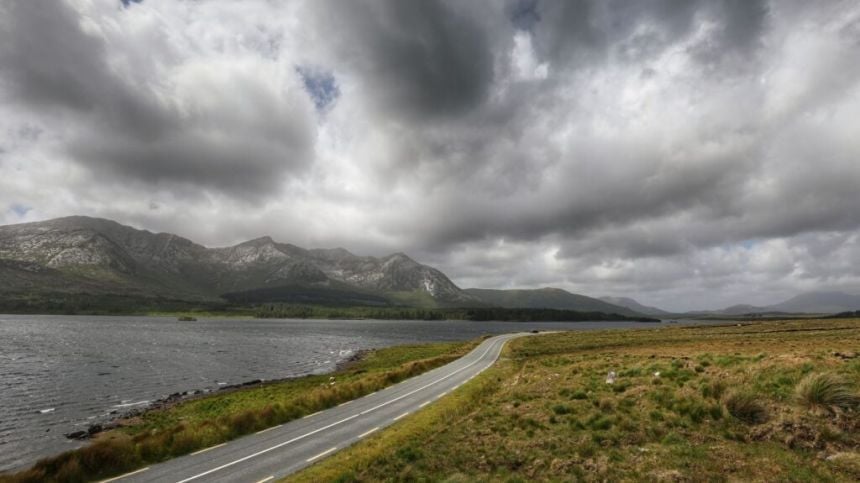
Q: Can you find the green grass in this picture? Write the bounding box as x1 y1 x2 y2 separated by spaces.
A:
796 372 860 412
0 339 480 483
290 319 860 482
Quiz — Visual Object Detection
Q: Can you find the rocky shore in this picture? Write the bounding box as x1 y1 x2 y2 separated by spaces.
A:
65 350 371 441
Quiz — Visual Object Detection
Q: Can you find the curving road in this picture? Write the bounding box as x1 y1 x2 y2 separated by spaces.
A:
108 332 528 483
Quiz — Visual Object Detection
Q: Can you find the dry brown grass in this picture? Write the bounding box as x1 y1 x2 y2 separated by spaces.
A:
290 319 860 482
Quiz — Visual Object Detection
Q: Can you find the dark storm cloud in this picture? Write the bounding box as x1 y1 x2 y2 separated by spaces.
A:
530 0 767 69
0 0 315 199
313 0 495 120
2 0 860 310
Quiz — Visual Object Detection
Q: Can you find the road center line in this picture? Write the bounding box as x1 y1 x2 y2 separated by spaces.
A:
307 447 338 463
173 336 511 483
190 443 226 456
256 425 281 435
98 467 149 483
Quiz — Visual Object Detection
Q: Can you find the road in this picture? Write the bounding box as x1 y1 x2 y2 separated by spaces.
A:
109 332 528 483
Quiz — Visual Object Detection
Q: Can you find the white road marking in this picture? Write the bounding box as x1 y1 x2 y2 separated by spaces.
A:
356 338 504 417
359 427 379 438
303 411 321 419
173 336 512 483
256 425 281 435
307 446 338 463
419 401 430 408
190 443 226 456
255 476 274 483
98 467 150 482
338 400 352 407
393 412 409 421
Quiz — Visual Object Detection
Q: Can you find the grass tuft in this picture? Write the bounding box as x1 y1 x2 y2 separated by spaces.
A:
795 372 860 412
723 391 768 424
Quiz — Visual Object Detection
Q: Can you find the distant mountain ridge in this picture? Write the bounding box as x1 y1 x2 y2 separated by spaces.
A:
598 296 670 316
0 216 477 308
713 291 860 315
464 288 639 316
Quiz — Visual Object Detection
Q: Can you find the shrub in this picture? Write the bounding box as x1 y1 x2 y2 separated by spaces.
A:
228 410 260 436
795 373 860 412
552 404 572 415
723 391 768 424
701 380 727 400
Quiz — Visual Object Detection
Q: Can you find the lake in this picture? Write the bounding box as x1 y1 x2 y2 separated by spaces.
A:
0 315 680 471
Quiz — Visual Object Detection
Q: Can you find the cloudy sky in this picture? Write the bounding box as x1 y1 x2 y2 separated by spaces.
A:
1 0 860 311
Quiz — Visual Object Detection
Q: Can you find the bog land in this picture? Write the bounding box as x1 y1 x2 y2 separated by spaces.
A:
290 319 860 482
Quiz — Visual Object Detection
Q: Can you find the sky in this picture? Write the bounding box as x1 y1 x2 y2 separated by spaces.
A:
1 0 860 311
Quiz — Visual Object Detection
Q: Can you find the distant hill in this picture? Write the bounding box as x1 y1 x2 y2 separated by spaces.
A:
767 291 860 314
711 291 860 315
716 304 768 316
0 216 479 310
464 288 642 316
598 296 670 316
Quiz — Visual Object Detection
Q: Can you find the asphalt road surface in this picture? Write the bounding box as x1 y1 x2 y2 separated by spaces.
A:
110 332 529 483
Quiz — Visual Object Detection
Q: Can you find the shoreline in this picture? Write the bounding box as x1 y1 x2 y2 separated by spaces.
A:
64 348 375 442
2 338 476 482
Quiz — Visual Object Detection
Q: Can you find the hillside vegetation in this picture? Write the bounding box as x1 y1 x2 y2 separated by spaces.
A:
291 319 860 482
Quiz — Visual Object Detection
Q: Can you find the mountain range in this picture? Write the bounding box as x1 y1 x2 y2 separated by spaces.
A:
0 216 479 310
2 216 857 316
0 216 641 315
598 296 671 316
464 288 641 317
711 292 860 315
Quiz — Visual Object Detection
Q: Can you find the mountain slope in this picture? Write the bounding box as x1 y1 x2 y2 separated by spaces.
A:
0 216 477 308
598 296 670 316
707 291 860 315
464 288 641 316
768 291 860 314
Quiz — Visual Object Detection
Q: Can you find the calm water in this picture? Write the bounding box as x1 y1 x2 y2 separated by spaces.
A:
0 315 676 471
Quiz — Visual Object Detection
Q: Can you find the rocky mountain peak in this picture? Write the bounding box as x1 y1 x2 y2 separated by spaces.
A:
0 216 476 306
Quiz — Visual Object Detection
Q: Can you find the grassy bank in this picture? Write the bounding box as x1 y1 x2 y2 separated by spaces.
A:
0 339 481 483
291 319 860 482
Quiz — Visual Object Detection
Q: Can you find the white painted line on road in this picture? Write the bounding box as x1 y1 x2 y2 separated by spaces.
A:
338 400 352 407
98 467 149 482
174 336 511 483
419 401 430 408
191 443 226 456
307 446 338 463
303 411 321 419
256 425 281 435
175 412 361 483
393 412 409 421
255 476 274 483
359 427 379 438
357 338 504 417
